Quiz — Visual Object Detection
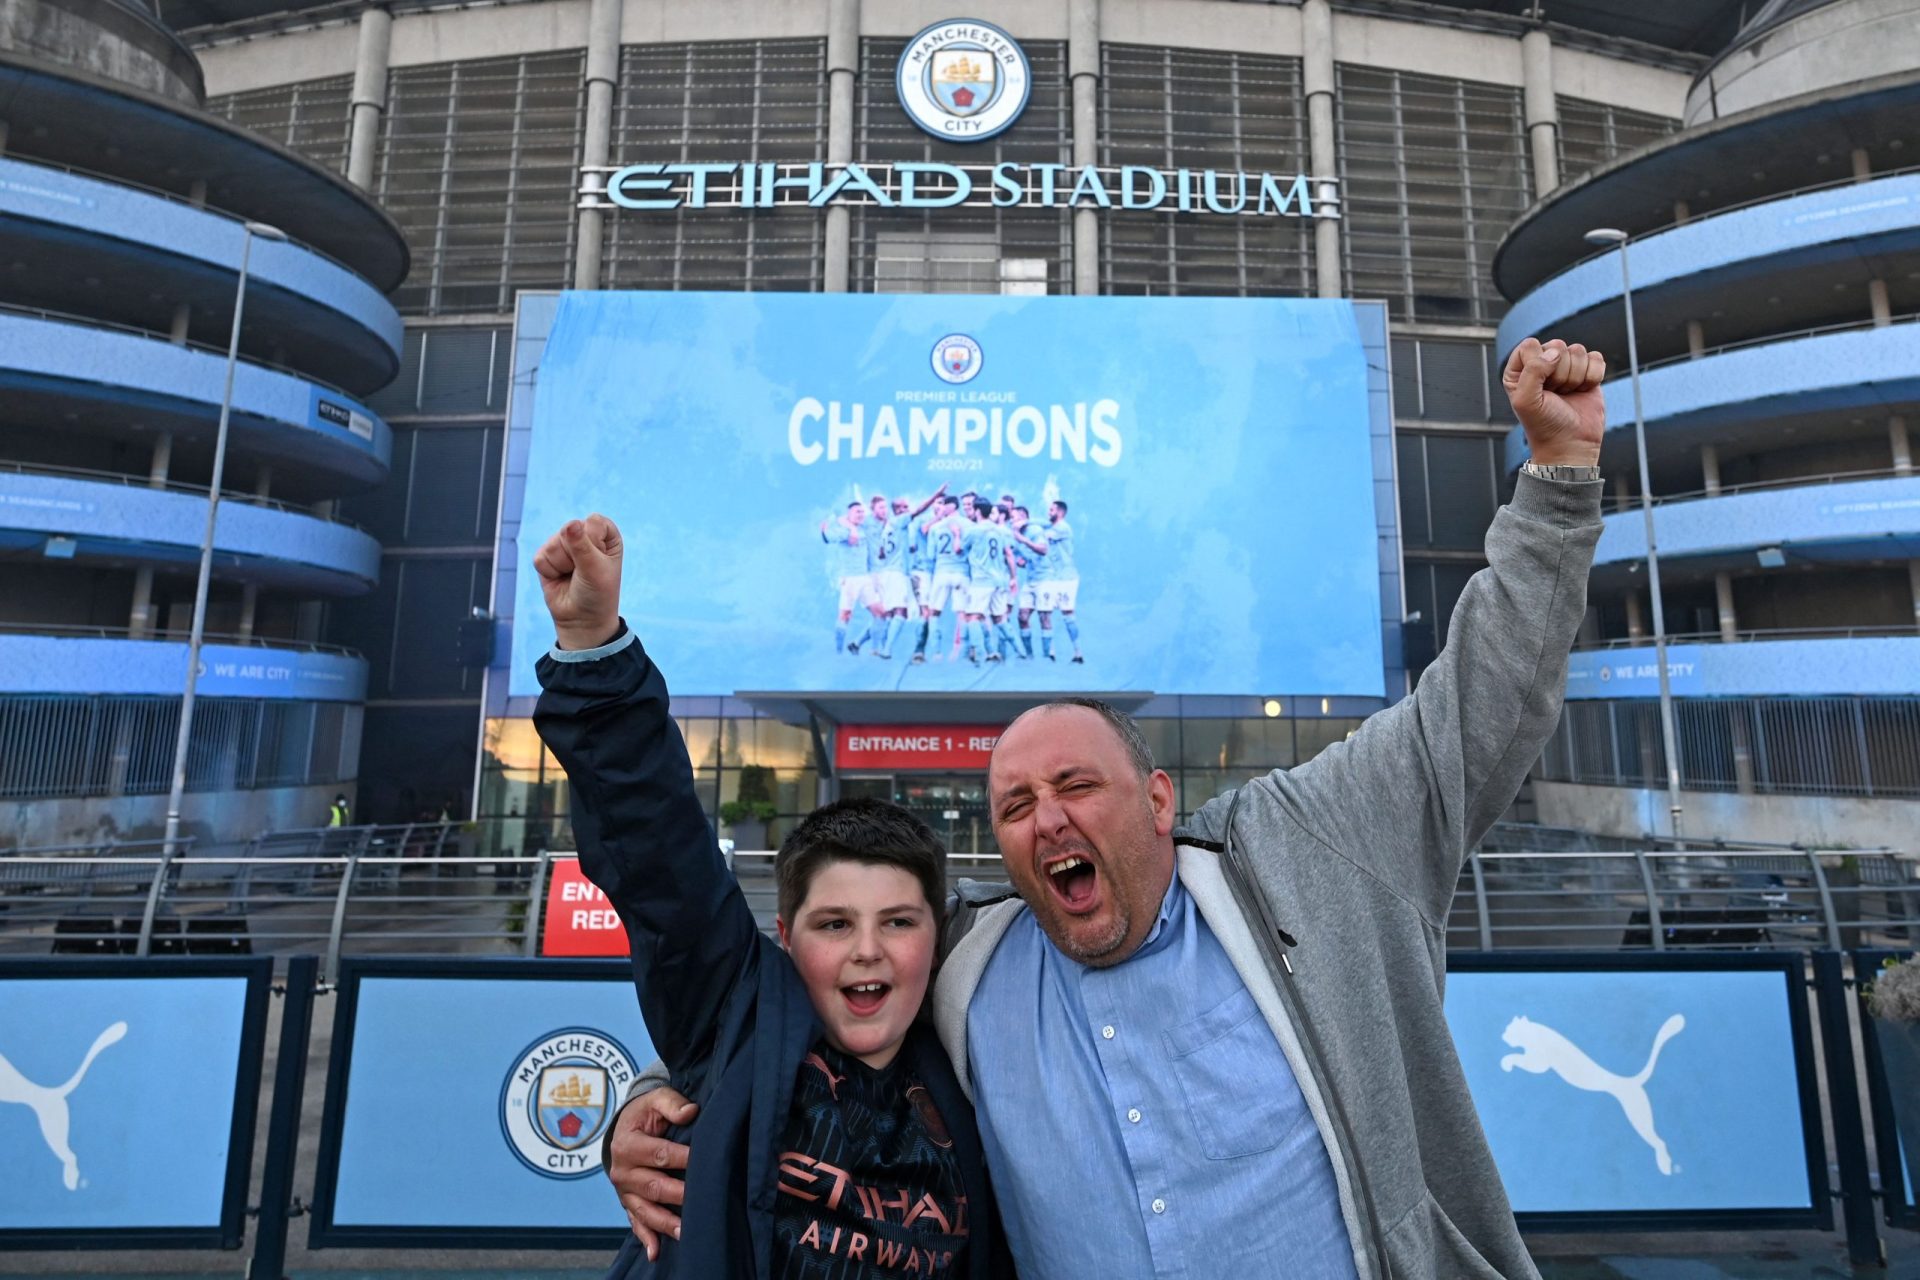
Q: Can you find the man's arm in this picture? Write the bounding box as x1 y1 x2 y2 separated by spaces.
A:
1202 339 1606 925
908 481 949 519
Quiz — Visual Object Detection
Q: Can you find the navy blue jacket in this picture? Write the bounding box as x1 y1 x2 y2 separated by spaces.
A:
534 634 1006 1279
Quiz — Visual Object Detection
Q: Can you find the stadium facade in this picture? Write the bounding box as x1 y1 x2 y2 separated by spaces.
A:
1494 0 1920 848
8 0 1909 854
0 0 405 847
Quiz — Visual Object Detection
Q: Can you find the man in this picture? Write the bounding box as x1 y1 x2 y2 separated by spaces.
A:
957 501 1018 664
327 793 350 827
818 499 871 653
611 337 1606 1278
1008 504 1050 659
1038 498 1084 664
866 487 947 659
920 495 974 663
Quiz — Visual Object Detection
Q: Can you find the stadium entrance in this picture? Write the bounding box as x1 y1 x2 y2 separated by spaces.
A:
841 772 994 856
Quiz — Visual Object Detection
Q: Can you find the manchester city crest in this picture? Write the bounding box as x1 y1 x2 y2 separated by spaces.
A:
896 20 1032 142
932 334 983 384
499 1027 640 1179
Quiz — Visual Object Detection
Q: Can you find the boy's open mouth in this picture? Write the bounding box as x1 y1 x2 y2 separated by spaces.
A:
842 981 892 1016
1044 854 1100 912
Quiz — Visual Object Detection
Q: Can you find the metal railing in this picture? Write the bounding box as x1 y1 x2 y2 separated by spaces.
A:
0 300 368 403
4 835 1910 976
1576 625 1919 650
0 460 371 530
1545 161 1920 282
1449 847 1919 953
1625 466 1918 510
0 151 372 282
1634 310 1920 375
1542 694 1920 799
0 621 361 657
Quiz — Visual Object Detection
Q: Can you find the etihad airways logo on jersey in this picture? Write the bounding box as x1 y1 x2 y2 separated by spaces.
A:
789 399 1122 468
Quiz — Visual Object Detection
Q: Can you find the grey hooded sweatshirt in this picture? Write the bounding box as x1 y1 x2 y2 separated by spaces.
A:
928 471 1603 1279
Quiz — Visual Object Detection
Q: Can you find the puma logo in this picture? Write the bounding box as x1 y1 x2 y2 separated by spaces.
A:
803 1051 846 1100
1501 1013 1685 1175
0 1022 128 1189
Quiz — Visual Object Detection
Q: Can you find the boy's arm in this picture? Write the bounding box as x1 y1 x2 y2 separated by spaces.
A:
536 629 759 1070
530 516 758 1071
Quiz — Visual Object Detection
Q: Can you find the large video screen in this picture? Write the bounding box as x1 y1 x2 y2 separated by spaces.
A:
1445 956 1822 1224
508 292 1383 698
313 959 656 1245
0 959 270 1245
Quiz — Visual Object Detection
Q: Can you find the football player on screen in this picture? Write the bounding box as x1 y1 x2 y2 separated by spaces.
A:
818 500 873 654
1037 498 1084 664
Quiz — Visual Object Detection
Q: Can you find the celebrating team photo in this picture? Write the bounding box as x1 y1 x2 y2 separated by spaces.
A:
818 482 1085 666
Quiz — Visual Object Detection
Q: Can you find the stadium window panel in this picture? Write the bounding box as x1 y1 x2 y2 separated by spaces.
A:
1096 45 1311 297
207 76 352 175
1555 97 1678 189
603 40 828 292
1335 65 1530 324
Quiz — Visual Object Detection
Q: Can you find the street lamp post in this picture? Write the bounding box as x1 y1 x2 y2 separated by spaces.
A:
1585 226 1685 849
155 220 289 875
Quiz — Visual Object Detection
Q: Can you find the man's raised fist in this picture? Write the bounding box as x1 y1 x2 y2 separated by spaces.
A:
1502 336 1606 469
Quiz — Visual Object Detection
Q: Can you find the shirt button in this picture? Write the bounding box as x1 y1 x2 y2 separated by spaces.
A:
1101 1025 1116 1040
1127 1108 1142 1124
1151 1198 1167 1214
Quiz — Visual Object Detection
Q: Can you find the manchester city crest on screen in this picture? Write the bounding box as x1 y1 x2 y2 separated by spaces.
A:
498 1028 639 1180
931 333 983 384
896 19 1032 142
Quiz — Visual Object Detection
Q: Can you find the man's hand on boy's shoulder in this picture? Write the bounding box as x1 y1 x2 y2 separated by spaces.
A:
534 513 624 651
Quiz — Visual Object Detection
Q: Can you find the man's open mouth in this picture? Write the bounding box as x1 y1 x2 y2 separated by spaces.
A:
842 981 892 1016
1044 854 1100 912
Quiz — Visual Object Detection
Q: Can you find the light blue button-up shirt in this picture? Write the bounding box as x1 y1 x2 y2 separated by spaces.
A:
967 871 1357 1279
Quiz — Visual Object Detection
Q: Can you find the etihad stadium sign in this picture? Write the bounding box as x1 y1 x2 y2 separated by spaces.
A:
580 160 1338 220
580 16 1336 221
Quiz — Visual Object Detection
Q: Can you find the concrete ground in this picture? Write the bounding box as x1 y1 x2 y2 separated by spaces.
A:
2 1230 1914 1279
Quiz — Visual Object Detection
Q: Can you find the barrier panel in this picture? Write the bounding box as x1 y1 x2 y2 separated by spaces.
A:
308 956 652 1249
0 956 274 1249
1855 949 1920 1228
1444 952 1829 1232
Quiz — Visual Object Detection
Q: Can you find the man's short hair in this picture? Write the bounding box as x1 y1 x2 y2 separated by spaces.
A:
847 500 864 510
1043 697 1153 777
1052 499 1070 515
973 499 994 517
773 797 948 925
1013 505 1029 520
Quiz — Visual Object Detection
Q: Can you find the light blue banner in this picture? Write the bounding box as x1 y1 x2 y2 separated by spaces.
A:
509 292 1384 698
0 634 368 701
1565 637 1920 699
0 977 250 1229
1446 968 1813 1213
1594 476 1920 566
330 975 655 1228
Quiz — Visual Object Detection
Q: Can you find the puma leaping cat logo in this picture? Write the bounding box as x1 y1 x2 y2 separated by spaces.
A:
1501 1013 1686 1175
0 1021 128 1189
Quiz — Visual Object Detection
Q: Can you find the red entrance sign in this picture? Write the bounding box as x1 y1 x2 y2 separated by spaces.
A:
835 724 1004 771
541 856 630 957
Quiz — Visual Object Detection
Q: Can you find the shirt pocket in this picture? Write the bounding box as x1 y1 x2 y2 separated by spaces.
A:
1164 986 1298 1161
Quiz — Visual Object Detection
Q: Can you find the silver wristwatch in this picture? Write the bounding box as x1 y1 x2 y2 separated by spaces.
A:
1521 460 1602 483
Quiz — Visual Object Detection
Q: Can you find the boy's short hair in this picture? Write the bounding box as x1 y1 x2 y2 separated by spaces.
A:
773 797 947 924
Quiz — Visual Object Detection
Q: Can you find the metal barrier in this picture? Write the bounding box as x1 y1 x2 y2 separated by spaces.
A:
1450 848 1919 953
6 840 1911 974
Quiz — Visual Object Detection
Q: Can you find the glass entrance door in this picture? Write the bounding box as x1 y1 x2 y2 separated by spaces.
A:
836 773 994 856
